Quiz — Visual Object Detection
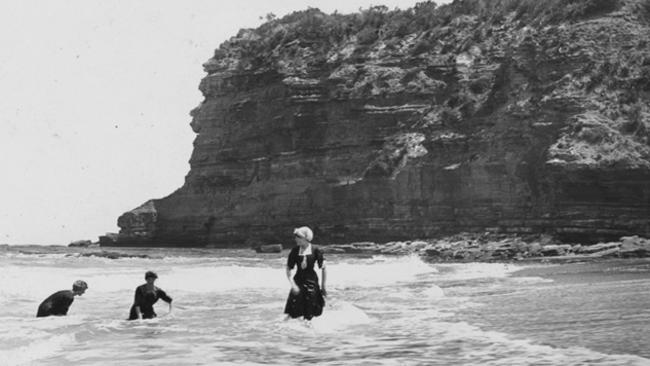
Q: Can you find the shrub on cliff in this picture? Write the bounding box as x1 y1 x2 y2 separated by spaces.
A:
364 133 428 179
513 0 620 23
443 0 622 25
548 113 650 168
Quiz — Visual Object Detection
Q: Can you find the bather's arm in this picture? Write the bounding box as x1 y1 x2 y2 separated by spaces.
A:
286 267 300 294
321 265 327 297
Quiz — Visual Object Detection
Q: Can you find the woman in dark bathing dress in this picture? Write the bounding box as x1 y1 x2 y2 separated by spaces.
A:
284 226 327 320
128 271 172 320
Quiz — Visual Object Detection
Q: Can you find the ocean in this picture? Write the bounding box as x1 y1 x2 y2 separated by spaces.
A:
1 246 649 365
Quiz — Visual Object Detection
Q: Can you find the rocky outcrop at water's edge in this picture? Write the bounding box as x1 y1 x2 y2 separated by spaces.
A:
318 233 650 262
112 0 650 248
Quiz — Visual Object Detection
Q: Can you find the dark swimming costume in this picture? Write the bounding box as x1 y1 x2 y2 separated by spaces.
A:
128 284 172 320
36 290 75 317
284 246 325 320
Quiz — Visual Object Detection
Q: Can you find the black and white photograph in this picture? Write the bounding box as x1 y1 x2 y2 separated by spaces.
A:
1 0 649 364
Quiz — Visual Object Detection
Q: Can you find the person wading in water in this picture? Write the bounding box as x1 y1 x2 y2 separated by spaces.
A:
284 226 327 320
128 271 172 320
36 280 88 317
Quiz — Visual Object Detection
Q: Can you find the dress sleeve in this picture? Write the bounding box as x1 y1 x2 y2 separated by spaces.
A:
133 287 143 306
286 248 296 269
157 288 172 303
315 248 325 268
62 292 75 315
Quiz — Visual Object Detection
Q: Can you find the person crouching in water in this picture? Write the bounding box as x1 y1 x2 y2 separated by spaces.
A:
284 226 327 320
128 271 172 320
37 280 88 317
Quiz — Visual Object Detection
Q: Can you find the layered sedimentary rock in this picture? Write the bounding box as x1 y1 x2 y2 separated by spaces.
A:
115 0 650 247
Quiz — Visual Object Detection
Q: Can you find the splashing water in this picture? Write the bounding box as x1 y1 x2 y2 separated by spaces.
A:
0 246 649 365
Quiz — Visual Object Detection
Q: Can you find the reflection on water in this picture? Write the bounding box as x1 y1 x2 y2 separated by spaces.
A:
0 248 649 365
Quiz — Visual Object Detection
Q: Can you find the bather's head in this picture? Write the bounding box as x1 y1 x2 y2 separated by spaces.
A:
293 226 313 248
145 271 158 284
72 280 88 296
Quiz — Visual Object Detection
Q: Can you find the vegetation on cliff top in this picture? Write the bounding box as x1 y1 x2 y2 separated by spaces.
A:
208 0 647 71
202 0 650 169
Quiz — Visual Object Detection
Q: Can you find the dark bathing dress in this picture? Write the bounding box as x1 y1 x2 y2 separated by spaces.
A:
128 284 172 320
37 290 75 317
284 246 325 320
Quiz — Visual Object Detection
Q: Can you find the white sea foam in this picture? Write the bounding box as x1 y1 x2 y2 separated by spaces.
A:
2 251 439 295
422 284 445 299
434 262 520 281
311 300 372 332
84 254 437 294
2 250 648 365
511 275 554 284
0 333 73 366
277 301 372 335
437 321 650 366
327 254 437 289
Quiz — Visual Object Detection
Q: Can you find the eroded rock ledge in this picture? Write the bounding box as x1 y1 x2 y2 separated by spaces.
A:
318 233 650 263
113 0 650 247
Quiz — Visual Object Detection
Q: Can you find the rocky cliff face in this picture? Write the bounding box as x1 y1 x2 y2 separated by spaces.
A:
115 0 650 247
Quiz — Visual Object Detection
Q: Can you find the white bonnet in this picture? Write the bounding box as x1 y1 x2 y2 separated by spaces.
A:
293 226 313 241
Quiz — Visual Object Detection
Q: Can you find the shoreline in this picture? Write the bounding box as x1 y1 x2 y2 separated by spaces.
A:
3 233 650 263
318 233 650 263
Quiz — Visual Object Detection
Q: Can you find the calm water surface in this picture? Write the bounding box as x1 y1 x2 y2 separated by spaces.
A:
1 246 649 365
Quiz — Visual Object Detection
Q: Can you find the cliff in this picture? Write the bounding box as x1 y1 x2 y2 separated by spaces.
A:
114 0 650 247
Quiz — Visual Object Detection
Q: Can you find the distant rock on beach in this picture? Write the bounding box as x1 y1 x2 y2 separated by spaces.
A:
66 250 159 260
319 233 650 263
68 240 98 248
98 233 119 246
254 244 283 253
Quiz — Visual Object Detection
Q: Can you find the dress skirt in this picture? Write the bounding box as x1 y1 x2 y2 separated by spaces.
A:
284 276 325 320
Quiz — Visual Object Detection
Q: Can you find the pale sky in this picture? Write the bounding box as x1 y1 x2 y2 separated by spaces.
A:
0 0 451 245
